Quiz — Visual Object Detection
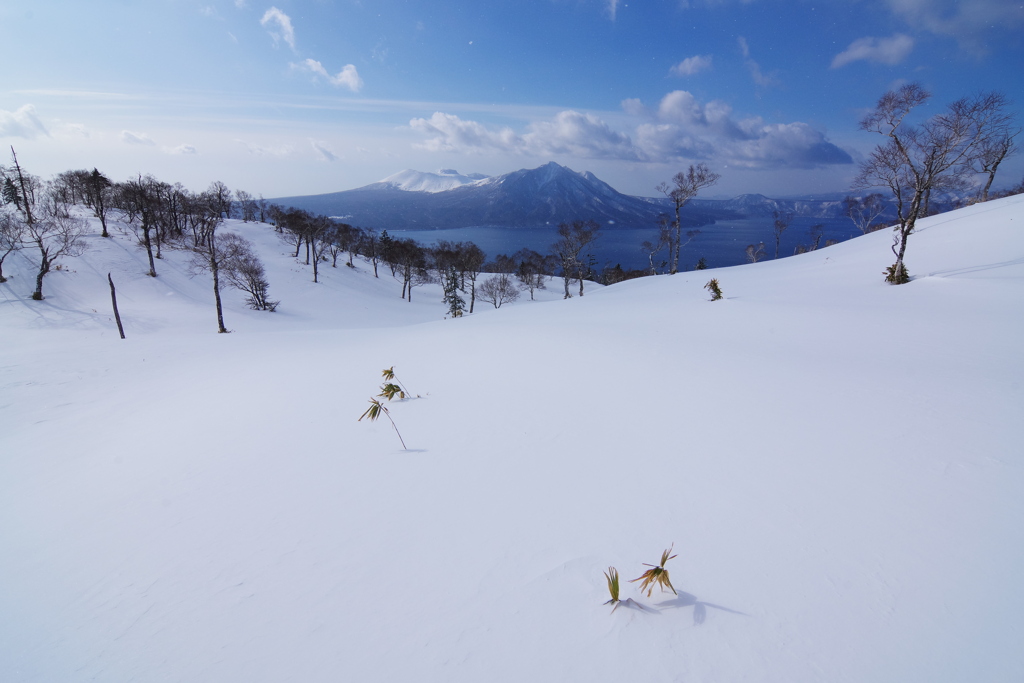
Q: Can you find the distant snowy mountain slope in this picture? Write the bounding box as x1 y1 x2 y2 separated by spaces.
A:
378 168 490 193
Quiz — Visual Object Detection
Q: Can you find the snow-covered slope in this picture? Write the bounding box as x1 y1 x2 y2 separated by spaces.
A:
378 168 491 193
2 196 1023 683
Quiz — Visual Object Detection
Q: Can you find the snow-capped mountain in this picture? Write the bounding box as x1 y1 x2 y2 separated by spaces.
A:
270 162 860 232
272 162 700 229
376 168 491 193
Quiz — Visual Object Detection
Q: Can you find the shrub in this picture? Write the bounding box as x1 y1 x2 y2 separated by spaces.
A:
704 278 723 301
884 262 910 284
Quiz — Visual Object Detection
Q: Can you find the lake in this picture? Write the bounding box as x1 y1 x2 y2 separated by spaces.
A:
386 216 867 271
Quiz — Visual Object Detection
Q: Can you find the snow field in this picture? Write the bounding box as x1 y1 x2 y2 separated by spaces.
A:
2 195 1023 682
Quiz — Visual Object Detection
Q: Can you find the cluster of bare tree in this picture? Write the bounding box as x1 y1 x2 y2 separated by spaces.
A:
1 150 88 300
1 152 276 332
264 201 601 311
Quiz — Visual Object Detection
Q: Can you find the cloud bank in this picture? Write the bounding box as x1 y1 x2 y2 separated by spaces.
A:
883 0 1024 49
0 105 50 139
410 90 852 170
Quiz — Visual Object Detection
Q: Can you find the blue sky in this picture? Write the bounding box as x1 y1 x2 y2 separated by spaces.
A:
2 0 1022 199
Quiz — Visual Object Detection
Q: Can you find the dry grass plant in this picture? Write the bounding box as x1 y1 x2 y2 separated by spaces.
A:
604 567 621 609
358 366 418 450
630 545 678 597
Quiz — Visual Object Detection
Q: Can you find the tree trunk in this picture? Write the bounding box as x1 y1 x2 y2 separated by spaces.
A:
210 249 228 333
97 202 109 238
108 273 126 339
33 256 48 300
143 225 157 277
981 161 1003 200
670 204 682 274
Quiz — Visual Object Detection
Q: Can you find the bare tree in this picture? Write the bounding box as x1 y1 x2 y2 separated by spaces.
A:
392 238 429 301
843 194 887 234
552 220 600 298
25 194 88 300
809 223 824 251
6 151 87 299
219 232 278 311
84 168 113 237
234 190 258 222
256 194 269 223
458 241 486 312
641 218 672 275
745 242 766 263
0 210 26 282
307 214 333 283
855 84 1015 283
116 175 162 277
361 228 380 277
973 129 1019 201
186 219 236 333
478 274 520 308
277 207 310 259
771 210 792 259
513 247 555 300
206 180 233 219
657 163 720 274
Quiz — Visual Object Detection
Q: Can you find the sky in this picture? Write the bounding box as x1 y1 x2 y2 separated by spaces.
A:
1 0 1022 199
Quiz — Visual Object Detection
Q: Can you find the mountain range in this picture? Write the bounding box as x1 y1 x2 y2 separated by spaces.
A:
270 162 855 231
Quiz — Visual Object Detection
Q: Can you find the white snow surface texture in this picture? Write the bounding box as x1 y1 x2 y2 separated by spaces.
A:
2 195 1023 683
378 168 490 192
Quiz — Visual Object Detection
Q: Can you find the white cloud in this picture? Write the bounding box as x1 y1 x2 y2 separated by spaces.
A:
261 7 296 51
310 139 338 162
121 130 155 146
670 54 713 77
831 34 914 68
235 0 248 8
62 122 90 137
640 90 851 168
297 59 364 92
410 113 521 153
737 37 778 88
620 98 648 117
409 91 852 170
883 0 1024 49
526 111 641 160
411 110 639 160
167 144 197 155
607 0 621 20
0 105 50 139
236 140 293 157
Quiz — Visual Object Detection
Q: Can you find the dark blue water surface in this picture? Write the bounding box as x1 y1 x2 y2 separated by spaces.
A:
387 216 865 271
